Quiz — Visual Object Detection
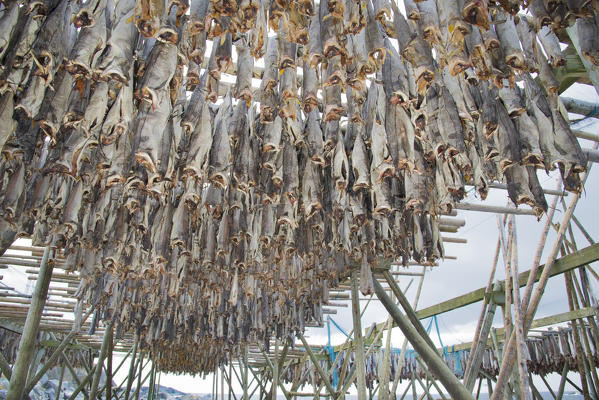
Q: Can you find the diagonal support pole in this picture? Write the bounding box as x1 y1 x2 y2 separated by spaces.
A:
25 307 94 394
299 334 336 398
258 346 291 400
6 247 53 400
373 278 475 400
381 270 438 352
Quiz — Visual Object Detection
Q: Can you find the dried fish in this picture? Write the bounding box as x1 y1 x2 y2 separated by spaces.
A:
135 0 166 38
67 7 107 77
208 93 233 188
99 0 138 82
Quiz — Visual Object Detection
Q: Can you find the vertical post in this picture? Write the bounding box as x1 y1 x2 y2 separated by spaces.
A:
243 346 249 400
89 323 113 400
212 369 217 400
133 350 144 400
124 334 139 400
272 339 278 400
491 154 595 400
6 247 54 400
508 217 532 400
464 293 498 391
221 364 225 400
556 363 569 400
564 271 592 399
147 362 155 400
464 215 506 384
229 362 232 400
106 328 114 400
350 268 367 400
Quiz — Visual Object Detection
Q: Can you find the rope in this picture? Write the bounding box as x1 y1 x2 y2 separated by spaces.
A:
328 317 350 338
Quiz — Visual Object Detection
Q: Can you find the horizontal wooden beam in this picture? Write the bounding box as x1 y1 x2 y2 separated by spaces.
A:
416 243 599 319
582 147 599 163
441 236 467 244
454 202 537 215
572 129 599 142
448 306 596 352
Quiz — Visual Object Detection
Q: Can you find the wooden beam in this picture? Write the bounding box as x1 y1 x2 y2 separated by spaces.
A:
25 308 93 393
350 268 367 400
298 335 336 398
373 279 475 400
572 129 599 142
6 248 53 400
417 243 599 319
89 323 113 400
454 203 537 215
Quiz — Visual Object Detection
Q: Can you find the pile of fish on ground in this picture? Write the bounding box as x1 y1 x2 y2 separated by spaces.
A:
0 0 590 374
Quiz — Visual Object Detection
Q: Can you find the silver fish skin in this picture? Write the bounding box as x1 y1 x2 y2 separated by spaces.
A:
98 0 138 82
208 92 233 188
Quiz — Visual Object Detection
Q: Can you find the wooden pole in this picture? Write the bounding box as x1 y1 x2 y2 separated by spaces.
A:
378 272 397 400
243 346 249 400
124 334 139 400
463 288 499 391
564 271 594 398
221 364 225 400
271 339 278 400
299 335 336 398
133 349 144 400
6 247 54 400
228 361 232 400
25 308 94 393
147 362 155 400
106 328 114 400
415 357 448 400
258 347 291 399
508 217 532 400
556 363 569 400
381 270 438 352
350 267 367 400
212 367 216 400
246 364 268 400
373 278 475 400
391 272 426 396
89 322 113 400
222 365 237 400
65 359 96 400
490 163 593 400
464 214 506 386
